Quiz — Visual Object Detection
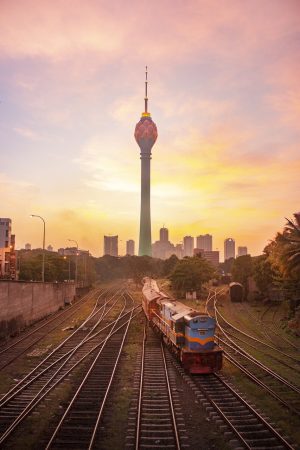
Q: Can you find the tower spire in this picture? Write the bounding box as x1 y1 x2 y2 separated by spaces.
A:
145 65 148 113
142 65 150 117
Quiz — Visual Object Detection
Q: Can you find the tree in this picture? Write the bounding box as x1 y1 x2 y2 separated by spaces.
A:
253 254 276 294
280 217 300 278
219 257 235 275
231 255 253 300
169 256 215 296
163 254 179 276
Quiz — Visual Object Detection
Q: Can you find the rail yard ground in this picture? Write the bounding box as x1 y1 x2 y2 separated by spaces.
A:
0 279 299 449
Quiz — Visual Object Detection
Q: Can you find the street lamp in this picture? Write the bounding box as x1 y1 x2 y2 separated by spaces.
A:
68 239 78 285
30 214 46 282
63 256 71 282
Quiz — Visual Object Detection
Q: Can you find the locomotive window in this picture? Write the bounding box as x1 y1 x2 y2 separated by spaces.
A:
199 317 207 322
193 319 198 323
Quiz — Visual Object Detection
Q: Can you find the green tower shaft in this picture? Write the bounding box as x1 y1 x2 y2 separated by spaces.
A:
139 153 152 256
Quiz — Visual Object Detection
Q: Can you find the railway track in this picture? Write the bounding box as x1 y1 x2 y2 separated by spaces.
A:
206 290 300 415
126 325 188 450
168 353 295 450
0 288 139 447
0 288 100 370
248 303 299 352
44 297 136 449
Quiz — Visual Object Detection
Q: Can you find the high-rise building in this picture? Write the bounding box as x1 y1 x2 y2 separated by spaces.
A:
183 236 194 257
196 234 212 252
25 243 31 251
126 240 135 256
175 244 183 259
104 235 118 257
47 245 53 252
194 249 219 267
224 238 235 260
0 218 11 248
152 227 175 259
237 246 248 257
135 67 158 256
160 227 168 243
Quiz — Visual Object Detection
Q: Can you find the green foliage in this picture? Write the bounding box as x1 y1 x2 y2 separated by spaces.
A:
94 255 164 284
18 250 97 284
280 218 300 278
163 254 179 276
169 256 215 295
219 257 235 274
252 254 277 293
231 255 253 299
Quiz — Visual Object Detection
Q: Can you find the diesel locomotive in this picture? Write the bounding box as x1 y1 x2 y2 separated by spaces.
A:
142 277 222 374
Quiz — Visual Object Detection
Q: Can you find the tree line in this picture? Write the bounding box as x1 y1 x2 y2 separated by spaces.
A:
11 214 300 315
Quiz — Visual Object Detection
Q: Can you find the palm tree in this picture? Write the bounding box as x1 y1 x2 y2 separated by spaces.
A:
281 216 300 276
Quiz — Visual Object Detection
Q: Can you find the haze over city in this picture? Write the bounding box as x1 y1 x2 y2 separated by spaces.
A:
1 0 299 259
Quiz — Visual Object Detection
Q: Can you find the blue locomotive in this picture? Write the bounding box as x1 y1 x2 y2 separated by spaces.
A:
142 277 222 374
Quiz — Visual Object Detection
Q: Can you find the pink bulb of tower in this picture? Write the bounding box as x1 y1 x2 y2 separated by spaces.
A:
134 117 158 152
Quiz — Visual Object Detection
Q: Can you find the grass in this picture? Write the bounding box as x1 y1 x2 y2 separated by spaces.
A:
0 290 99 396
222 358 300 447
4 380 73 450
96 284 144 449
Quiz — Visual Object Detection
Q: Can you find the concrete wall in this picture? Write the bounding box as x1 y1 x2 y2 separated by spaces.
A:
0 281 76 339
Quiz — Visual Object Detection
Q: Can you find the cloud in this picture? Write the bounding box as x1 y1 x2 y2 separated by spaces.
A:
13 126 41 140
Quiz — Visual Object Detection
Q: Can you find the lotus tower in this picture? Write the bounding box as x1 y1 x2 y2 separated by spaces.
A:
134 67 158 256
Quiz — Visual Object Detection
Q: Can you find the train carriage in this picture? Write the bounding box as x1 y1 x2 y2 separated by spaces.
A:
142 277 222 374
229 282 244 302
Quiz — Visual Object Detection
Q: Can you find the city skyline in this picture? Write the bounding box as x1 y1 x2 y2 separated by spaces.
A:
1 1 299 259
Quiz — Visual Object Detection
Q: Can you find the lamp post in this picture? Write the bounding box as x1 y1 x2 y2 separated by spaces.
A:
63 256 71 281
30 214 46 282
68 239 78 286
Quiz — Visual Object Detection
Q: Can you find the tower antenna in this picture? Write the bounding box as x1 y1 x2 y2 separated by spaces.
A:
144 65 148 113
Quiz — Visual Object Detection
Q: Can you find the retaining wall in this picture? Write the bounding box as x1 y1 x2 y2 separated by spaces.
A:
0 281 76 339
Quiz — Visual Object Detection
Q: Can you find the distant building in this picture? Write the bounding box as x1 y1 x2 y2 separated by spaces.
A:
196 234 212 252
0 218 11 248
175 244 183 259
224 238 235 260
0 220 16 279
152 227 176 259
204 251 219 267
159 227 168 243
193 248 203 256
183 236 194 257
237 246 248 257
47 244 53 252
59 247 89 257
126 240 135 256
25 243 31 251
104 235 118 257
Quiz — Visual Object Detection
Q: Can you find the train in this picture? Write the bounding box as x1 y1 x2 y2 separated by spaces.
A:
229 282 244 302
142 277 222 374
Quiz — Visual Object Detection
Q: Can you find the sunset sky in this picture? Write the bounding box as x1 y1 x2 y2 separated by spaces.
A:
1 0 299 259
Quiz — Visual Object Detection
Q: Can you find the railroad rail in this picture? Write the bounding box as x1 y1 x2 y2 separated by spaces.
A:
207 290 300 415
126 325 188 450
167 353 295 450
0 288 99 370
0 288 140 446
242 302 299 352
0 286 118 404
44 298 135 449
